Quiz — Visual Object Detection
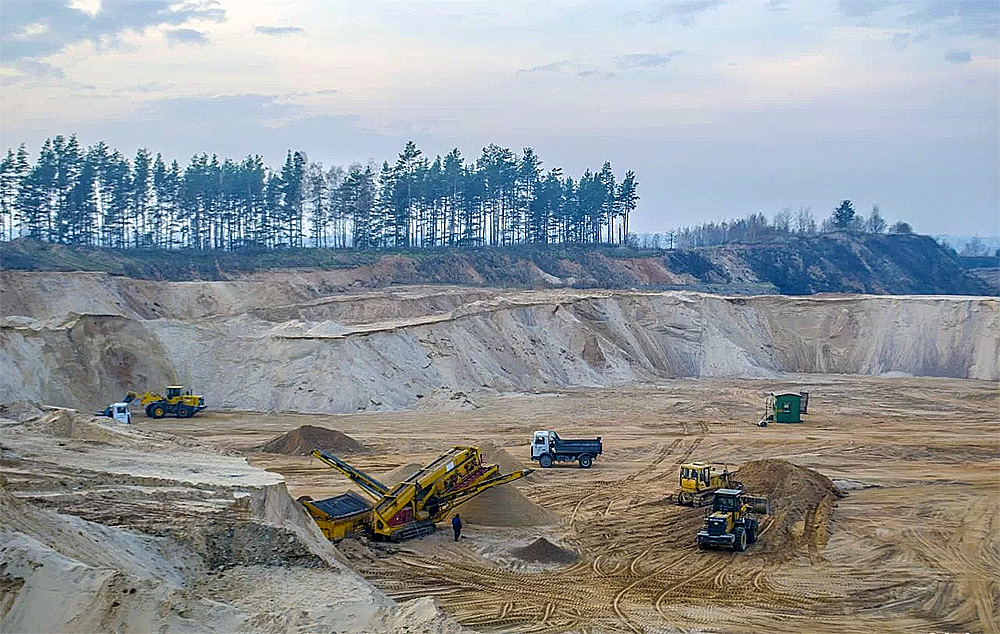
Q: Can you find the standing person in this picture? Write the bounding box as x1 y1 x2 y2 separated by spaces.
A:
451 513 462 542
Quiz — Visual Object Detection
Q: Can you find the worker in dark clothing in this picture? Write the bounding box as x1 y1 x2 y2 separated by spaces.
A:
451 514 462 541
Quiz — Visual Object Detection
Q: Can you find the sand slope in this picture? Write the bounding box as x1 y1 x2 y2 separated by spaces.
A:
2 276 997 413
0 407 467 633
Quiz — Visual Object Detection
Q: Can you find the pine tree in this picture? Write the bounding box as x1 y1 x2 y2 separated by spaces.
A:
830 200 856 231
616 171 639 244
132 148 153 247
0 149 17 240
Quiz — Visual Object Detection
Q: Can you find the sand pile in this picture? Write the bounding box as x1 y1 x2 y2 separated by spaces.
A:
478 440 538 482
383 463 423 485
459 486 558 527
261 425 363 455
23 408 136 444
0 400 44 422
511 538 577 564
379 450 551 525
736 458 842 558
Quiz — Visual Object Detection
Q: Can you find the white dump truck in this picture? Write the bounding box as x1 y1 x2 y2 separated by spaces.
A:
530 430 603 468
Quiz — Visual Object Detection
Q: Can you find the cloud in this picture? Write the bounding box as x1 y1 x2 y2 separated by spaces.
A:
518 59 577 74
284 88 339 98
944 48 972 63
889 31 910 49
903 1 999 38
615 51 684 69
122 81 176 93
764 0 791 11
165 28 208 45
254 25 306 36
11 59 65 79
650 0 727 24
0 0 225 61
836 0 892 18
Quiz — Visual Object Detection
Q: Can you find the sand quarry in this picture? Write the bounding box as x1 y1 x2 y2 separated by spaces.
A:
1 270 998 633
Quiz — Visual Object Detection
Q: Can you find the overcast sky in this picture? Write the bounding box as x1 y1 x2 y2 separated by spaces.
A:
1 0 997 235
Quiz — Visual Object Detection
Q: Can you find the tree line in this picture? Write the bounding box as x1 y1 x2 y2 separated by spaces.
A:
0 136 639 251
639 200 913 250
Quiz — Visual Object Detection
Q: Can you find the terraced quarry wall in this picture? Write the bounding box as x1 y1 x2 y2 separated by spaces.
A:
1 271 996 413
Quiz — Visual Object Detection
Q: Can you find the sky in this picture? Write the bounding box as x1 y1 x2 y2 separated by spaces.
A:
1 0 998 235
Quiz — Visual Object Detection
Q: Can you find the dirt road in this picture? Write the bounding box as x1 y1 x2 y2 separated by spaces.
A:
146 374 1000 634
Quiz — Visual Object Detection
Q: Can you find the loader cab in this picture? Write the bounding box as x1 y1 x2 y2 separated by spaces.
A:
166 386 184 401
712 489 743 513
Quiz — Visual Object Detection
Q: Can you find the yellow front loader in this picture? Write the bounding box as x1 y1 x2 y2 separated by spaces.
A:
696 488 771 552
301 446 533 542
125 386 206 419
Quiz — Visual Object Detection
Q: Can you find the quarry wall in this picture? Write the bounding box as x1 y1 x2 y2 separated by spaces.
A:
1 272 996 413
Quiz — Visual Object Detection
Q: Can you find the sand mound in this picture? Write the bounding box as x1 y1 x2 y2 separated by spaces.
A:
0 400 45 422
24 408 134 444
383 463 423 485
479 440 539 482
458 486 558 527
511 537 577 564
736 458 841 558
261 425 363 455
381 450 550 525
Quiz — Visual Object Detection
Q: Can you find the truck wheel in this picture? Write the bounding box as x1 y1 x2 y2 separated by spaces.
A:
698 541 709 550
151 404 166 419
539 454 553 468
578 454 592 469
175 405 190 418
144 405 153 418
746 521 757 544
733 528 747 552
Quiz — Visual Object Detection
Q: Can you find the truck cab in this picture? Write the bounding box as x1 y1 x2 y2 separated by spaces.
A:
97 402 132 424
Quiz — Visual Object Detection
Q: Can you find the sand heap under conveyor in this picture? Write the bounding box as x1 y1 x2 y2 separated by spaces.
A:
1 271 996 413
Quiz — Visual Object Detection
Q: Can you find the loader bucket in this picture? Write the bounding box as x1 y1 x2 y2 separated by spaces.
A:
746 495 771 515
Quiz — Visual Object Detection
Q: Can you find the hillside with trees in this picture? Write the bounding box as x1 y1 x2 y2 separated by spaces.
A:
2 232 990 296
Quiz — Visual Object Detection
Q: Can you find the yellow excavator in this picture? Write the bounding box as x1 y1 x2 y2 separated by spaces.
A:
300 446 533 542
125 386 206 419
668 462 742 507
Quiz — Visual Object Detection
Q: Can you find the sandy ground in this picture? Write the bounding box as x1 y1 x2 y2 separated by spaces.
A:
137 374 1000 634
2 272 997 633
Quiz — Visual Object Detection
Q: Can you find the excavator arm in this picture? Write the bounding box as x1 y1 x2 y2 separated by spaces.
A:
311 450 389 500
435 468 534 518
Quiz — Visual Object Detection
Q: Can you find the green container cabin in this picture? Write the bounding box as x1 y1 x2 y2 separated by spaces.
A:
770 392 802 423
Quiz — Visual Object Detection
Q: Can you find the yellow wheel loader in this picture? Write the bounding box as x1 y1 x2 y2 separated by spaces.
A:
301 446 533 542
696 488 771 552
125 386 206 419
668 462 742 507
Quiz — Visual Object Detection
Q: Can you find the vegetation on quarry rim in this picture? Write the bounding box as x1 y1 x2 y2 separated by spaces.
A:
0 232 993 296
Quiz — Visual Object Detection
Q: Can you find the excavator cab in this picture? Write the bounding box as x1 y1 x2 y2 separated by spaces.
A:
166 386 183 401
